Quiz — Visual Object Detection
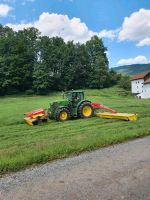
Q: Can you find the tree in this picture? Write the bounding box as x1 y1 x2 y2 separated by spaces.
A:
85 36 109 89
14 27 40 91
119 75 131 90
105 69 121 87
0 26 40 94
67 43 91 89
33 36 52 94
0 25 17 94
33 36 66 93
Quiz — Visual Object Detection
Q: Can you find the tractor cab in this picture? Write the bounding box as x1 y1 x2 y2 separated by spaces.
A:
65 90 84 106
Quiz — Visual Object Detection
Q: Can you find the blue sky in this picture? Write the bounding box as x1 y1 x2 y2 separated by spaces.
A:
0 0 150 68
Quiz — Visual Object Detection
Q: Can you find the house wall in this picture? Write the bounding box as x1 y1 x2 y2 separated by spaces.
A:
143 84 150 99
131 79 144 94
136 83 150 99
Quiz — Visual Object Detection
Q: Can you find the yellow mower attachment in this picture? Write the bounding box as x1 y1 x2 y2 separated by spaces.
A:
24 108 48 125
24 117 38 126
96 112 137 121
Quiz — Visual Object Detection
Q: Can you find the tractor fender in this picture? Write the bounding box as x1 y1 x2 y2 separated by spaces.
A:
77 100 92 110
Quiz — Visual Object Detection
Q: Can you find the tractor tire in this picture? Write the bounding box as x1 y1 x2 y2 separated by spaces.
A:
55 108 70 121
78 102 94 119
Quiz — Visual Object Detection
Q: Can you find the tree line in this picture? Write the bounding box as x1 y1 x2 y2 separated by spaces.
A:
0 25 121 95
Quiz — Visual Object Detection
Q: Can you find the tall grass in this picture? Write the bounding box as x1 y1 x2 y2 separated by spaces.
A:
0 87 150 174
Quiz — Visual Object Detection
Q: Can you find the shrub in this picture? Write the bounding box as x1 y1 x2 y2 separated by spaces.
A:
25 89 35 95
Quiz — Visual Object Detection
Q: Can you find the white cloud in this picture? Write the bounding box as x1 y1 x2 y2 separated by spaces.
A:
137 38 150 47
0 4 12 17
7 12 117 43
117 56 149 66
119 9 150 46
98 29 118 40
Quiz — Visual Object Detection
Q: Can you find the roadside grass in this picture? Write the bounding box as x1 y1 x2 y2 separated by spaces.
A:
0 86 150 174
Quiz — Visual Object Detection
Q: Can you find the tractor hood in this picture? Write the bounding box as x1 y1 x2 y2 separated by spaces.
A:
50 100 68 107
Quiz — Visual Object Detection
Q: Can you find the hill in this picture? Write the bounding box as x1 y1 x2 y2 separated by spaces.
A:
113 63 150 75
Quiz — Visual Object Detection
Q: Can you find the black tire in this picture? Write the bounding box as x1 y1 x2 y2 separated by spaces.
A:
55 108 70 121
78 102 94 118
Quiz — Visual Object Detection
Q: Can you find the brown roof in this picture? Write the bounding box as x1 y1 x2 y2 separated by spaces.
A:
144 77 150 84
130 71 150 81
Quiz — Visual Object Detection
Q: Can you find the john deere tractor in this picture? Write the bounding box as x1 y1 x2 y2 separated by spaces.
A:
48 90 94 121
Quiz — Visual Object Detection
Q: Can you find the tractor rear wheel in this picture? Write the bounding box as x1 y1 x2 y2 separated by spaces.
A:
78 102 94 118
55 108 70 121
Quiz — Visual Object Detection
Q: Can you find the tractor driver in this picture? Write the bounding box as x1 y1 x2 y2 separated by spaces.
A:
72 93 79 103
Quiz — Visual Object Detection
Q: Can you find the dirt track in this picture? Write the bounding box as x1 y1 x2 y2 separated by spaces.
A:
0 136 150 200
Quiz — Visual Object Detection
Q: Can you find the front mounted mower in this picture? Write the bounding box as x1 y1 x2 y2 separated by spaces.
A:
24 108 48 125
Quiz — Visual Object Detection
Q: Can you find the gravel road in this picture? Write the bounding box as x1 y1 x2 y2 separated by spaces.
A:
0 136 150 200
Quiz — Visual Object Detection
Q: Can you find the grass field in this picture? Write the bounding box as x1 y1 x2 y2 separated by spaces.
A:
0 87 150 175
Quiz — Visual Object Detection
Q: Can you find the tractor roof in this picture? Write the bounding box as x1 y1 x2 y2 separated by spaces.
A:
66 90 84 93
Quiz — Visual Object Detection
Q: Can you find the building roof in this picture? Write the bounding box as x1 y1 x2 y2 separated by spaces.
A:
130 71 150 81
144 77 150 84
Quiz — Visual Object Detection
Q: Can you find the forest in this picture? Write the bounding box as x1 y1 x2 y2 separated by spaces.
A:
0 25 121 95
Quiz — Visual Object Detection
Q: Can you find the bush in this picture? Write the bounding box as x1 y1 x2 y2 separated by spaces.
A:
25 89 35 95
7 88 19 95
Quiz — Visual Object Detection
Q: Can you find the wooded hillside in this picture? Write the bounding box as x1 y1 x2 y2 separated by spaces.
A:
114 63 150 75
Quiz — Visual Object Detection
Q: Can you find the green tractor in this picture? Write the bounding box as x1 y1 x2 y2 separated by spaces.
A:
48 90 94 121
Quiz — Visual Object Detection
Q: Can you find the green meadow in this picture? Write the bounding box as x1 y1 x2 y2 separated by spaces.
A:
0 87 150 175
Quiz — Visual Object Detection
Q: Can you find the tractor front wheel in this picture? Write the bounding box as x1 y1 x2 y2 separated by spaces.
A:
78 102 94 119
55 108 70 121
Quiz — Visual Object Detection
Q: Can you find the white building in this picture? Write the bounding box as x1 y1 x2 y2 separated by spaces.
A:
130 71 150 99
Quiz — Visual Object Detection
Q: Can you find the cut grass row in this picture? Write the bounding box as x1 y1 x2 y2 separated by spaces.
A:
0 87 150 175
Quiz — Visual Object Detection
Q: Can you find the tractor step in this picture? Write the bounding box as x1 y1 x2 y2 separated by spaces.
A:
96 112 137 121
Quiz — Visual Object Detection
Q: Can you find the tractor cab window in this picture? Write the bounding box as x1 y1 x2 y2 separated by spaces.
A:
71 92 84 102
72 93 78 101
76 92 84 101
79 92 84 100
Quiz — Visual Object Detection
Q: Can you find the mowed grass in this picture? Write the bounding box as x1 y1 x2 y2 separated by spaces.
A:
0 87 150 174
